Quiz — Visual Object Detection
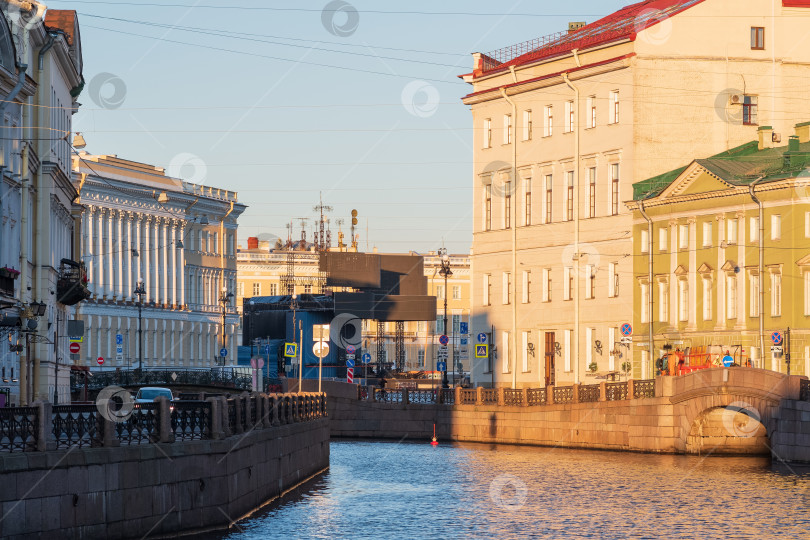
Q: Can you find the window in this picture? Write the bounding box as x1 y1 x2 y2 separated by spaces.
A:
524 177 532 226
483 118 492 148
436 285 445 300
503 114 512 144
543 105 553 137
483 274 491 306
727 275 737 319
771 215 781 240
542 268 551 302
678 280 689 322
750 217 759 243
566 172 574 221
565 100 574 132
504 181 511 229
502 272 511 305
679 224 689 249
269 283 278 296
659 281 669 322
484 185 492 231
771 271 782 317
751 27 765 50
610 163 620 216
743 95 758 125
585 265 595 299
703 222 712 247
750 274 759 318
806 212 810 238
452 315 461 334
804 272 810 316
523 109 532 141
452 285 461 300
586 95 596 128
609 91 619 124
252 282 261 296
418 320 427 333
588 167 596 218
502 331 510 373
703 278 713 321
436 318 445 334
564 330 571 372
608 262 618 298
522 331 530 372
564 267 573 301
727 218 738 244
522 270 530 304
641 229 649 253
418 349 425 367
238 282 244 297
544 174 553 224
303 284 312 294
641 282 650 323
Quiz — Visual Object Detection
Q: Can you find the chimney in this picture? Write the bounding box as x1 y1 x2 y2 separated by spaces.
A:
247 237 259 250
757 126 774 150
568 21 586 34
795 121 810 144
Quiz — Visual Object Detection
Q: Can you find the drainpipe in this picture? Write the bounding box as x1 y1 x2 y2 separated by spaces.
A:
499 86 518 390
639 199 655 378
748 176 765 369
38 32 58 71
563 71 581 384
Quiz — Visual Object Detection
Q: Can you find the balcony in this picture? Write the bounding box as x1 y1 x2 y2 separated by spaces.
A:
56 259 91 306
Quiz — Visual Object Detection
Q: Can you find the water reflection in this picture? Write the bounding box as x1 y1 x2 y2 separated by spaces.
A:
208 441 810 539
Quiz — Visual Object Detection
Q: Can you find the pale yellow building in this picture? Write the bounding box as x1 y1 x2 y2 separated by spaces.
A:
462 0 810 387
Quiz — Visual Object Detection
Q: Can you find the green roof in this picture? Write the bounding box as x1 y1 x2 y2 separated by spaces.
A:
633 140 810 200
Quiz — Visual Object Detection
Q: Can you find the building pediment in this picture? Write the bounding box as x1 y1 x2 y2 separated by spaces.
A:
697 263 713 274
673 264 688 276
797 254 810 267
658 162 735 200
721 260 737 272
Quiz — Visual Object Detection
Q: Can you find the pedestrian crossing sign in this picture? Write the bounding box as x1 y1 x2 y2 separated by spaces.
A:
284 343 298 357
475 344 489 358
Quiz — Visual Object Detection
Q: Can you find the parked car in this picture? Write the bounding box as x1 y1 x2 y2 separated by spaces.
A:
134 387 174 405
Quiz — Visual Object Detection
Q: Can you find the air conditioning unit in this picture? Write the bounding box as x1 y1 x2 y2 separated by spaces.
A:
729 94 743 105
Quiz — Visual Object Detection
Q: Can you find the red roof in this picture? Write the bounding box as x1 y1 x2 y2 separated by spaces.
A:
478 0 705 76
44 9 78 45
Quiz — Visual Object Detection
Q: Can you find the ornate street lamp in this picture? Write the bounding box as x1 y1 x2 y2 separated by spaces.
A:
219 287 234 366
438 248 453 389
134 279 146 372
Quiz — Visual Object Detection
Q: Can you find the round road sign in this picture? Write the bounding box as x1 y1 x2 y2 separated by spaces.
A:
97 357 104 366
439 334 449 346
620 323 633 337
69 343 80 354
771 331 783 345
313 341 330 359
346 345 356 354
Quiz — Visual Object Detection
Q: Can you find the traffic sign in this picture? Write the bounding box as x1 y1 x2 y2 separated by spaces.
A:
771 331 783 345
620 336 633 344
313 341 330 359
459 322 469 335
68 336 83 343
722 355 734 367
346 367 354 384
262 345 270 355
475 344 489 358
69 343 80 354
116 345 123 355
346 345 356 354
620 323 633 337
251 357 265 369
219 348 228 358
439 334 449 346
437 361 447 372
346 358 355 368
97 357 104 366
771 346 784 354
284 343 298 357
346 353 355 360
477 333 488 344
116 334 123 345
361 353 372 364
460 338 468 346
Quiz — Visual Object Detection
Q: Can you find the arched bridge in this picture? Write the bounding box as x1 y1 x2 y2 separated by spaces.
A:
70 368 259 397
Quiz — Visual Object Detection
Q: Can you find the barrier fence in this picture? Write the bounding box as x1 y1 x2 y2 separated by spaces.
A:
0 392 326 453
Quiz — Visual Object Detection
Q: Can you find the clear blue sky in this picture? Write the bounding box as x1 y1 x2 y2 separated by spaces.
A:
50 0 629 253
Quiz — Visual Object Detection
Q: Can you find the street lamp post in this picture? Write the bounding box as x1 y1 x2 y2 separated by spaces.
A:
438 248 453 390
219 287 234 366
134 280 146 373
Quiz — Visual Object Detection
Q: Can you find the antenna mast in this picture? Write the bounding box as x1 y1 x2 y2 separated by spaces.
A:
313 192 333 252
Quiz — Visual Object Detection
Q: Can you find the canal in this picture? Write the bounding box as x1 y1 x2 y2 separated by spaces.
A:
210 440 810 539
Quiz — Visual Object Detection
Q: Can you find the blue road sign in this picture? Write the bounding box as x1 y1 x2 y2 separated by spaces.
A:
439 334 449 346
346 358 355 368
477 333 488 344
460 338 468 346
219 348 228 357
437 361 447 372
771 331 783 345
620 323 633 337
722 355 734 367
475 344 489 358
347 345 356 354
262 345 271 354
362 353 372 364
284 343 298 357
116 334 123 345
459 322 469 335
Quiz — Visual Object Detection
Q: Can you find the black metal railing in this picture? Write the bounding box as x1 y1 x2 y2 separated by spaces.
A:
0 406 38 452
800 379 810 402
527 387 546 406
375 388 403 403
634 380 656 399
553 386 574 404
440 389 456 405
52 405 102 449
116 404 159 445
504 389 523 406
409 390 437 404
605 382 628 401
71 369 253 392
578 384 601 403
171 401 210 441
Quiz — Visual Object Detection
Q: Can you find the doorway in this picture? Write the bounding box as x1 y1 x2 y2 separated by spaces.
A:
544 332 555 386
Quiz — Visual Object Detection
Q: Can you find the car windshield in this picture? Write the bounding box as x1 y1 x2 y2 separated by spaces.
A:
137 389 171 401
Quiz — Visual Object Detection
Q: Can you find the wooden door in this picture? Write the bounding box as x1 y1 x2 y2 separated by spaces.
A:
544 332 555 386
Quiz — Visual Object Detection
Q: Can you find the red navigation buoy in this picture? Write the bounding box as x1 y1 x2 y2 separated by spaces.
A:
430 423 438 446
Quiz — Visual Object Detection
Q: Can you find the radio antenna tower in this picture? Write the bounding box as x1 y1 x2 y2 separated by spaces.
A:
335 218 345 250
313 192 333 252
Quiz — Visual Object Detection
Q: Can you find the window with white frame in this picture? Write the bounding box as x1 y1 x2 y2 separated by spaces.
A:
417 320 427 332
252 282 261 296
640 282 650 323
502 331 510 373
771 215 781 240
543 105 553 137
503 181 511 229
771 270 782 317
564 330 572 372
586 265 595 299
641 229 649 253
452 285 461 300
608 262 618 298
503 114 512 144
727 218 738 244
658 281 669 322
659 227 667 251
587 95 596 128
542 268 551 302
523 109 532 141
749 273 759 318
524 177 532 226
566 171 574 221
483 274 491 306
484 184 492 231
544 174 553 224
269 283 278 296
522 331 530 372
452 314 461 334
804 272 810 316
483 118 492 148
679 224 689 249
303 284 312 294
750 217 759 243
502 272 511 305
703 277 713 321
610 163 620 216
418 349 425 367
609 90 619 124
436 285 445 300
237 282 244 297
565 100 574 132
436 319 445 334
703 222 712 247
588 167 597 218
564 267 573 300
678 279 689 322
522 270 531 304
726 275 737 319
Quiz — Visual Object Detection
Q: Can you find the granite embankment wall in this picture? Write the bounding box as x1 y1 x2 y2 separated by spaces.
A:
770 399 810 463
0 395 329 539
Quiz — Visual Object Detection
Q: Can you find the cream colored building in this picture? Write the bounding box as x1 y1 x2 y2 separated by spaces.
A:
462 0 810 387
73 154 245 370
236 245 471 373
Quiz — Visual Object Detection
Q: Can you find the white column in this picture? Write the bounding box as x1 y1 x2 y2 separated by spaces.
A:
155 218 161 303
116 211 123 299
86 206 95 295
96 209 105 297
125 213 133 300
107 210 114 299
178 321 184 364
135 214 142 284
144 217 152 303
170 221 177 307
179 224 186 307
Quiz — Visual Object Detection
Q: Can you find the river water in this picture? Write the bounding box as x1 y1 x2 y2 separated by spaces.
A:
212 440 810 539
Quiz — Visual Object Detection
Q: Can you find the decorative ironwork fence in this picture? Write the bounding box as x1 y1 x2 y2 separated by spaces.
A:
375 389 403 403
171 402 210 441
71 369 253 392
634 380 656 399
527 388 546 406
52 405 102 449
605 382 628 402
116 404 159 445
578 385 601 403
504 389 523 406
553 386 574 404
481 388 498 404
409 390 437 404
0 406 38 452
